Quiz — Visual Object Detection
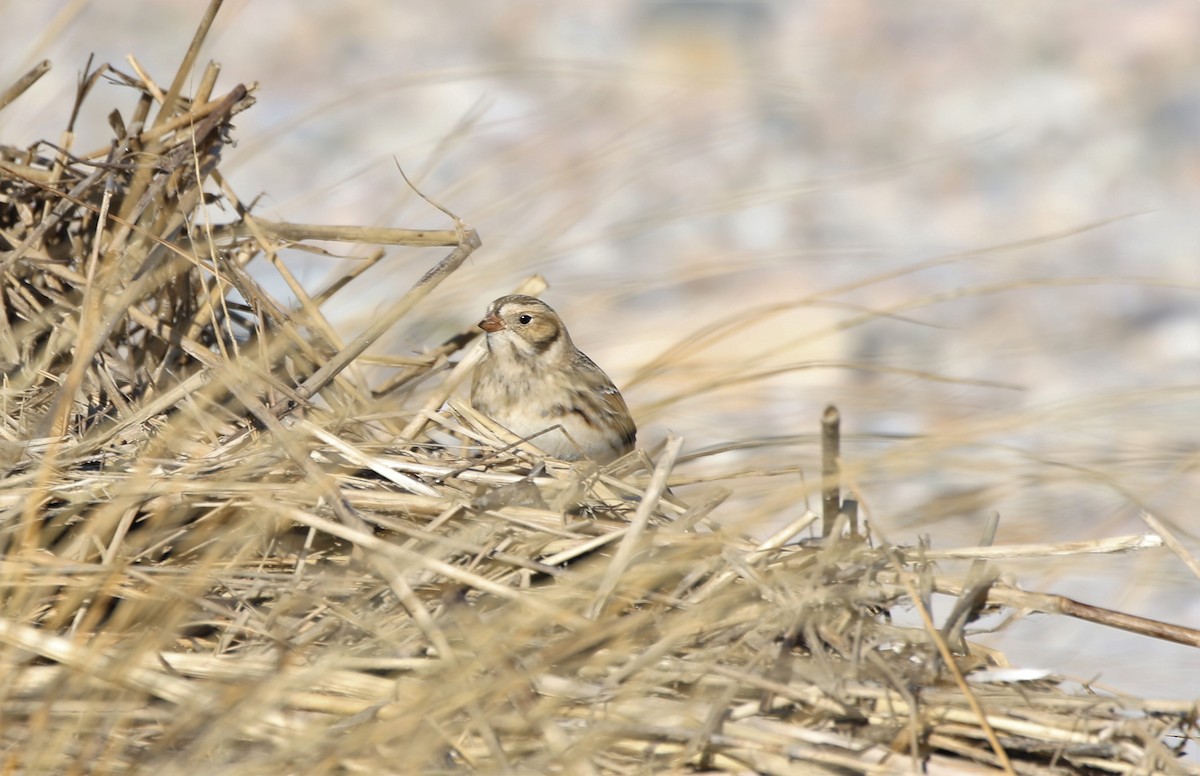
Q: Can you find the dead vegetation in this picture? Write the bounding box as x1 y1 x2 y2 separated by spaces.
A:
0 5 1196 774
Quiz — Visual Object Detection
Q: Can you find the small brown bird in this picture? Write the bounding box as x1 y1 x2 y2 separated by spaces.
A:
471 295 637 463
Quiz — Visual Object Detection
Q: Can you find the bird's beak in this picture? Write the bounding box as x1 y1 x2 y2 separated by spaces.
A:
479 312 504 333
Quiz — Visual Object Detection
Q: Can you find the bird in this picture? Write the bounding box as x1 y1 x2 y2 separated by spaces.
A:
471 295 637 463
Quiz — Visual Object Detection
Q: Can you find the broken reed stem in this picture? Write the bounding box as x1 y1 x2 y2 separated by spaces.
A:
972 583 1200 648
821 404 840 537
889 550 1018 775
153 0 224 128
206 218 468 247
291 226 481 407
590 434 685 618
1140 510 1200 582
909 532 1161 560
0 59 52 113
1 6 1194 770
940 513 1000 653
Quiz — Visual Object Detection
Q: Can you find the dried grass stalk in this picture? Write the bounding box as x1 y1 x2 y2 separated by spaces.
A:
0 6 1194 774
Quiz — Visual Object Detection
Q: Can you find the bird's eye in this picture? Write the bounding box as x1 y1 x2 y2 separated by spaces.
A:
517 314 533 325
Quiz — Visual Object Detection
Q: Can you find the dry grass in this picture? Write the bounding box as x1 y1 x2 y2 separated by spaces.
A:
0 5 1196 774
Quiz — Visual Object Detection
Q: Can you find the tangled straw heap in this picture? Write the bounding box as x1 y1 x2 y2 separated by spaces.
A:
0 9 1195 775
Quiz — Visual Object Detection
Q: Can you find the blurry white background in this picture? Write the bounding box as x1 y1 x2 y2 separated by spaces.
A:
1 1 1197 702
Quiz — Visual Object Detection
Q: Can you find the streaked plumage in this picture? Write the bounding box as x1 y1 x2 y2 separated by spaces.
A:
471 295 636 463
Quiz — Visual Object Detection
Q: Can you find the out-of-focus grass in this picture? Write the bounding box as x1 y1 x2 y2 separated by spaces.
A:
0 2 1196 770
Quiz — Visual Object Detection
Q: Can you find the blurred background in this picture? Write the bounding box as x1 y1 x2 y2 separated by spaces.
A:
1 1 1197 701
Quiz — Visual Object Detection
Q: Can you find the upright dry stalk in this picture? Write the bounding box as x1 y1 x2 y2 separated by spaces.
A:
821 403 841 536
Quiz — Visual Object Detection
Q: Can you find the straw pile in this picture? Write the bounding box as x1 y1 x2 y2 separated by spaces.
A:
0 7 1195 774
